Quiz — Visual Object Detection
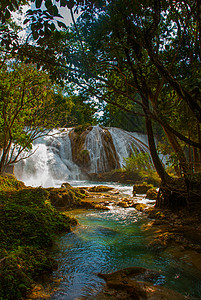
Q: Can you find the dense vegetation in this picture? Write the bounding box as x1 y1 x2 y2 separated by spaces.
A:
0 176 80 299
0 2 201 298
16 0 200 208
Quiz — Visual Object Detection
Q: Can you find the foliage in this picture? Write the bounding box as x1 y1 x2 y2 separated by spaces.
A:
74 123 92 134
0 176 77 299
123 150 153 174
100 102 146 133
67 95 98 127
0 61 73 173
123 150 160 185
67 0 201 181
2 0 201 192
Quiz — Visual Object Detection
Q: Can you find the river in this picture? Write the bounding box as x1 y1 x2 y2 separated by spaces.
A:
46 181 201 300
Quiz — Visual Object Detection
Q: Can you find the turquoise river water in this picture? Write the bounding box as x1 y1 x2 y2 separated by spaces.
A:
49 182 201 299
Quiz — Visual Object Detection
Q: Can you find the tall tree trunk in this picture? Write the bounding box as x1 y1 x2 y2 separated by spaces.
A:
163 128 191 176
193 147 200 172
197 121 201 169
145 115 170 182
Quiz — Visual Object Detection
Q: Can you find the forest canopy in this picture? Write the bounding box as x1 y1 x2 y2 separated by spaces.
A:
1 0 201 206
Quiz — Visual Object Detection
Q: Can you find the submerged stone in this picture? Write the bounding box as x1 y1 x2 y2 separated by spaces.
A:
97 267 192 300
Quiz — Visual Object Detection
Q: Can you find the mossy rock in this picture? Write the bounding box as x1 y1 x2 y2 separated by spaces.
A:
133 203 147 211
133 182 153 195
146 188 158 200
0 175 25 192
61 182 73 189
118 201 130 208
88 185 114 193
47 187 85 209
73 124 92 134
80 200 109 210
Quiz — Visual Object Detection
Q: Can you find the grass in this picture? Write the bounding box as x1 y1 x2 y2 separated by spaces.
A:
0 176 79 299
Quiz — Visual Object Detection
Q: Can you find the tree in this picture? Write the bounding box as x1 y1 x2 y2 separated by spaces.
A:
67 94 98 126
3 0 201 206
0 61 73 174
62 0 201 206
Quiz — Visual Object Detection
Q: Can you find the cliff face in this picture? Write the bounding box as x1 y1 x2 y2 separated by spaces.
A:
69 126 120 175
69 126 92 173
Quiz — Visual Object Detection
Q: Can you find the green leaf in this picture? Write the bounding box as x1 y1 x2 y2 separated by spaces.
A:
60 0 68 7
23 19 30 25
36 0 43 8
67 0 75 9
32 30 39 40
5 9 11 20
52 5 59 16
45 0 53 10
57 21 67 28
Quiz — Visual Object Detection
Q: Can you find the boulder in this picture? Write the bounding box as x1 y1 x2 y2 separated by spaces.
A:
133 203 147 211
146 188 158 200
61 182 73 189
133 182 153 195
87 185 114 193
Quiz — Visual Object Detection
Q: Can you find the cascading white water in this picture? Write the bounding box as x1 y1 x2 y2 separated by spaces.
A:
85 126 110 173
108 127 149 167
14 127 150 187
15 129 81 187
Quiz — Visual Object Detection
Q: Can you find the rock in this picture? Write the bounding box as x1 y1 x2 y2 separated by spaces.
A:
133 182 153 195
87 185 114 193
47 187 85 208
118 201 130 208
97 267 192 300
133 203 147 211
80 200 109 210
76 187 90 196
146 188 158 200
61 182 73 189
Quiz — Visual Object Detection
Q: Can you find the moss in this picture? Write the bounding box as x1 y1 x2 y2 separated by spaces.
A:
146 188 158 200
0 175 25 192
0 178 78 299
87 185 114 193
47 187 85 209
73 124 92 134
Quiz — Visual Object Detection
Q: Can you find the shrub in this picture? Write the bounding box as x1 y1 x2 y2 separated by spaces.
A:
0 179 77 299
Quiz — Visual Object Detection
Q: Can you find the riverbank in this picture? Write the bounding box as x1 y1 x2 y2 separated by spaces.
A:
0 176 85 299
1 176 201 299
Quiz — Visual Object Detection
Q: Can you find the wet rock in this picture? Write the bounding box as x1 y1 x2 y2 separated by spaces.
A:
148 232 175 250
133 183 153 195
47 187 83 208
146 188 158 200
133 203 147 211
80 200 109 210
97 267 191 300
87 185 115 193
118 201 130 208
61 182 73 189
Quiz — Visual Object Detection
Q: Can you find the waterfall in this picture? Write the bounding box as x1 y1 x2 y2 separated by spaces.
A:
15 129 81 187
85 126 108 173
108 127 149 167
14 126 150 187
